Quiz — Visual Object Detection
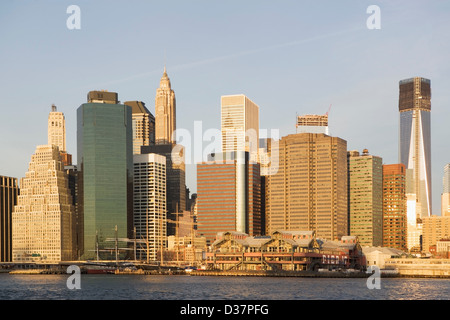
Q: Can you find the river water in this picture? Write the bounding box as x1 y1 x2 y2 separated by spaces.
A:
0 273 449 300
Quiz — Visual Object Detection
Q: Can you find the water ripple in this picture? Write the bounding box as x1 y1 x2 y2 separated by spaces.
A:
0 274 449 300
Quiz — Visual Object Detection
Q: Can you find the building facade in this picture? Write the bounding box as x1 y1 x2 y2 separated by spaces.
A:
205 230 365 272
436 239 450 257
141 144 186 237
197 151 261 245
0 175 19 262
77 91 134 260
48 104 66 152
422 216 450 253
155 68 176 145
442 164 450 217
133 153 166 262
348 149 383 247
382 164 407 251
265 133 348 240
221 94 259 162
124 101 155 155
399 77 432 218
48 104 72 166
296 114 329 135
12 145 76 262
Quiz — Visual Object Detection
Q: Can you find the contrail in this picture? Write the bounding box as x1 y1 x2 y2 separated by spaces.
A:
90 26 363 89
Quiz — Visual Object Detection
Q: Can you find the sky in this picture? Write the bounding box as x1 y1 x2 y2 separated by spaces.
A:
0 0 449 215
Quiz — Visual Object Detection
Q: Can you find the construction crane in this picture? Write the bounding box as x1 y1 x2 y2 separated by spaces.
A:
325 104 332 116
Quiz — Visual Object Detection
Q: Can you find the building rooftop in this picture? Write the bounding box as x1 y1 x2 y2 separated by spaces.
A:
362 246 407 256
123 101 152 115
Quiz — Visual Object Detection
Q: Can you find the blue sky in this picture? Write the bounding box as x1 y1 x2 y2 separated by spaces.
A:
1 1 449 214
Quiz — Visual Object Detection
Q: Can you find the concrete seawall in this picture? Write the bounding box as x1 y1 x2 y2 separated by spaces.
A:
385 258 450 278
189 270 371 278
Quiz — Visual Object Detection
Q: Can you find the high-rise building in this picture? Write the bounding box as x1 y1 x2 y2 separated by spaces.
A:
221 94 259 162
399 77 432 218
441 164 450 217
12 145 76 262
141 144 186 237
133 153 166 262
265 133 348 240
155 67 176 145
348 149 383 247
0 175 19 262
258 138 280 177
405 168 421 252
65 164 81 259
422 215 450 253
48 104 66 152
124 101 155 155
48 105 72 166
197 151 261 245
296 114 329 135
382 164 407 251
407 218 423 253
77 91 134 260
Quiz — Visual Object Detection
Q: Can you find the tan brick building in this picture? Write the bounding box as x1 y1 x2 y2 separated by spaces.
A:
12 145 76 262
265 133 348 240
422 215 450 253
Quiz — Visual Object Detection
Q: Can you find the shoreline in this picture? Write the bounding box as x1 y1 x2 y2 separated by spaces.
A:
3 268 450 279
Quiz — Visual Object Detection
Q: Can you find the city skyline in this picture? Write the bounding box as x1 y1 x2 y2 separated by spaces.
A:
1 1 450 215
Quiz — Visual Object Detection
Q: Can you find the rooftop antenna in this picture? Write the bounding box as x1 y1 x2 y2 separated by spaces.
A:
164 49 167 72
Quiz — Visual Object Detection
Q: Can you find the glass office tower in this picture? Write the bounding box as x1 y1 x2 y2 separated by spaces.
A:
399 77 432 218
77 91 134 260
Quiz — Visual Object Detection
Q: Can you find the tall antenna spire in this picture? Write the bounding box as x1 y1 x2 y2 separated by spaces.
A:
164 49 167 73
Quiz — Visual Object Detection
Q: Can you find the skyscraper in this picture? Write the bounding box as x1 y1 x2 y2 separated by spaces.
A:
221 94 259 162
77 91 134 260
124 101 155 155
348 149 383 247
197 151 261 245
141 144 186 236
155 67 176 145
0 175 18 262
399 77 432 218
133 153 166 261
48 104 66 153
265 133 348 240
382 164 407 251
12 145 75 262
48 105 72 166
405 168 423 252
146 69 187 239
442 164 450 217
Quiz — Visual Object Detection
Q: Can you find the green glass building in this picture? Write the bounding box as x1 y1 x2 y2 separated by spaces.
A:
77 91 133 260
